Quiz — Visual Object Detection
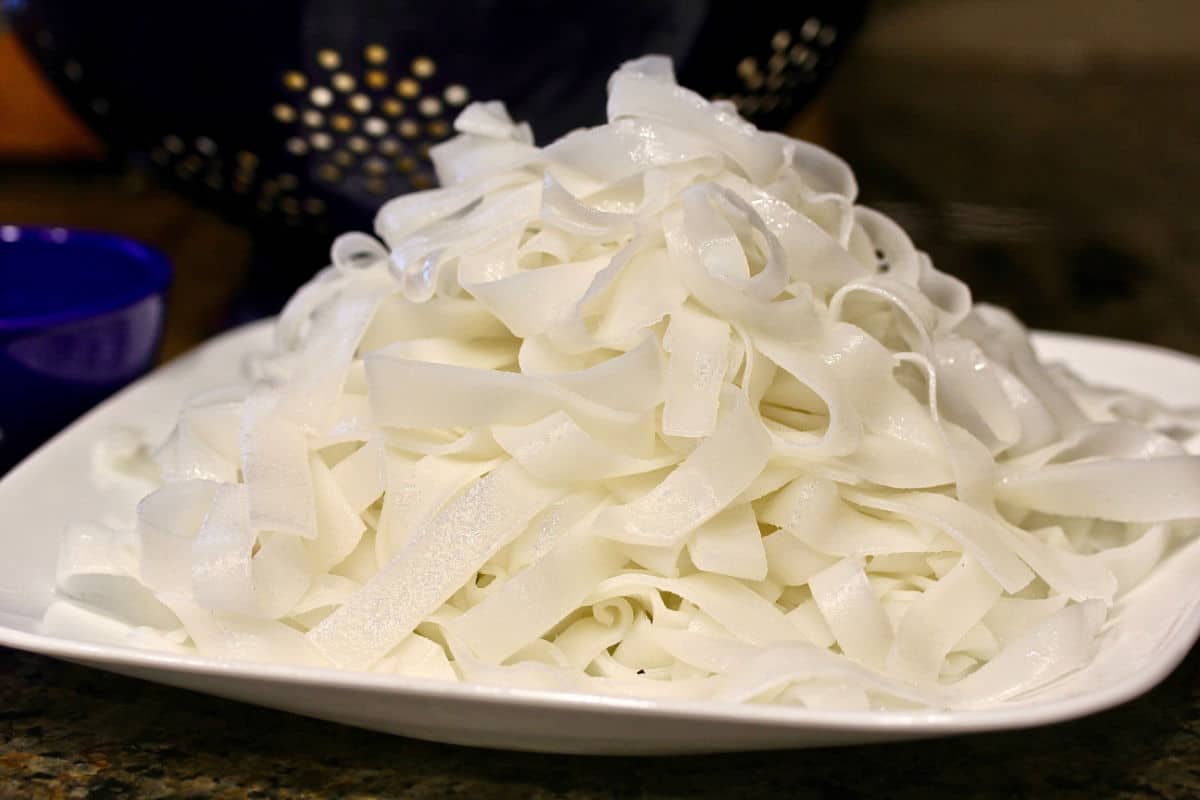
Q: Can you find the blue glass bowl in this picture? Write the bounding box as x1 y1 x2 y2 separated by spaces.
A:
0 226 172 472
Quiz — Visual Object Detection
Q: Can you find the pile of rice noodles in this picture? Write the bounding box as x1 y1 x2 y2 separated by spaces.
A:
49 56 1200 710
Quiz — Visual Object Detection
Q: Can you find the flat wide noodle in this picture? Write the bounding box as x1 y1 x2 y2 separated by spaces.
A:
309 462 563 668
65 55 1200 712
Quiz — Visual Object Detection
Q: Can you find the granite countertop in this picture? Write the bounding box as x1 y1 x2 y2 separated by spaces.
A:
1 644 1199 799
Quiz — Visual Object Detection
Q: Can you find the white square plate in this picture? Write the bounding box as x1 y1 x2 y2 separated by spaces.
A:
2 321 1199 755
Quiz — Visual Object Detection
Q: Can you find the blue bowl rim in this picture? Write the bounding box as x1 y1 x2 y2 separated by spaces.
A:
0 225 173 333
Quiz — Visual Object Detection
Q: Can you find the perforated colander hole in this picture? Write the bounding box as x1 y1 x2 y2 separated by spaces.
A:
317 49 341 70
418 97 442 117
411 56 436 79
364 44 388 65
396 78 420 99
233 151 259 195
790 44 816 67
310 87 334 108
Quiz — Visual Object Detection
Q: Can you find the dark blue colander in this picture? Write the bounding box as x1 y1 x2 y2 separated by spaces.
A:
8 0 866 312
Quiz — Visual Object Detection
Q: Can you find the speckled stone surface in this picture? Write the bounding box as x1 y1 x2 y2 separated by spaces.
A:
2 644 1199 799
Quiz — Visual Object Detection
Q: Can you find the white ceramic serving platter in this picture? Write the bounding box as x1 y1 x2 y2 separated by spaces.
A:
1 321 1199 755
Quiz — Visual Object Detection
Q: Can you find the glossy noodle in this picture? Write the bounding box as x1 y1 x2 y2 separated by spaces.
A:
46 57 1200 710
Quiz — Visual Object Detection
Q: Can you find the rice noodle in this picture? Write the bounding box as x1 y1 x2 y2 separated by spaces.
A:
47 56 1200 710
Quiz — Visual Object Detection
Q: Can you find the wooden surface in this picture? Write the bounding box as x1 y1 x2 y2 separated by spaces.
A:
0 32 102 161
